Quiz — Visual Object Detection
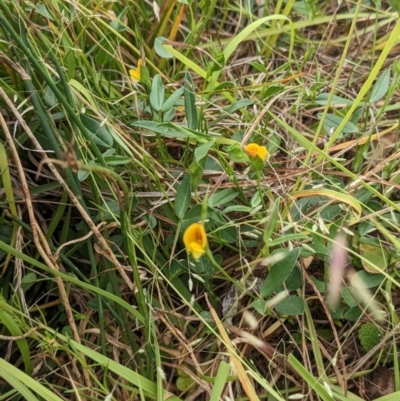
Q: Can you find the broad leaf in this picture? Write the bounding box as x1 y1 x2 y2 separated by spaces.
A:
150 74 165 111
260 247 301 297
369 68 390 103
184 72 198 130
174 174 192 219
275 295 305 316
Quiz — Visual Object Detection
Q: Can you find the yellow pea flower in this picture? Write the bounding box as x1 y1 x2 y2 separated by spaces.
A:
183 223 207 260
244 143 268 162
129 59 143 83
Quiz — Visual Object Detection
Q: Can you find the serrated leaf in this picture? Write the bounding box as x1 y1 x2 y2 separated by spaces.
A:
369 68 391 103
150 75 165 111
174 174 192 219
184 72 198 130
260 248 301 297
275 295 305 315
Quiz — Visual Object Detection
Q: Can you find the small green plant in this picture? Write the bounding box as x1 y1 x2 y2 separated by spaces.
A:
358 322 382 352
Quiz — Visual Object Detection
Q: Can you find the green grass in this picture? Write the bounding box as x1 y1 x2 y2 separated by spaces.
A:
0 0 399 400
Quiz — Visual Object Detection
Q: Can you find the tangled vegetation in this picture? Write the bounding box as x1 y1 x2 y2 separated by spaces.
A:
0 0 399 400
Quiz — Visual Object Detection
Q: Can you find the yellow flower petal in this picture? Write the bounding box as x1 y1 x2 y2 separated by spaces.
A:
189 242 206 260
183 223 207 260
244 143 268 161
129 58 143 83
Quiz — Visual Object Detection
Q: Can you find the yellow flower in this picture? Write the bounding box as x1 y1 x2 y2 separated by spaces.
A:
244 143 268 161
129 59 143 83
183 223 207 260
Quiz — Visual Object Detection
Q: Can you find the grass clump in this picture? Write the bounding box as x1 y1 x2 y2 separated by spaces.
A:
0 0 399 400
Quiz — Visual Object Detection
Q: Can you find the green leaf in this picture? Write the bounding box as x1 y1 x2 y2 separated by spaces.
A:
174 174 192 219
188 160 203 190
227 143 248 162
0 309 32 374
261 85 283 100
43 85 57 107
288 355 334 401
214 81 236 91
359 241 388 273
275 295 305 316
176 370 195 391
161 87 184 113
260 248 301 297
80 114 113 147
21 272 37 291
150 74 165 112
319 204 341 221
311 276 326 293
284 266 302 291
251 299 267 315
267 234 309 247
217 226 237 243
341 287 361 307
369 68 391 103
0 359 60 401
103 155 132 165
77 160 96 181
250 191 262 208
208 189 240 208
35 4 54 20
351 270 385 288
184 72 198 130
226 99 254 113
315 94 354 106
182 205 213 230
209 361 231 401
222 205 252 214
249 62 268 74
322 113 358 135
132 121 209 142
263 198 280 242
154 37 173 58
223 15 294 63
344 306 363 321
195 140 215 162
